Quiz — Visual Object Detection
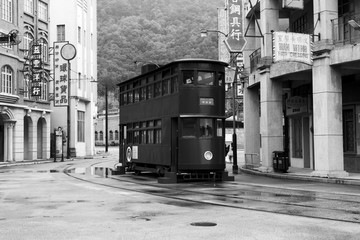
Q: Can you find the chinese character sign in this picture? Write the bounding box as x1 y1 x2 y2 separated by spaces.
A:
225 0 246 52
273 32 313 65
54 42 69 107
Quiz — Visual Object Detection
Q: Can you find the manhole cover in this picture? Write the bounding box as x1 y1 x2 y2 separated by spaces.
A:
190 222 217 227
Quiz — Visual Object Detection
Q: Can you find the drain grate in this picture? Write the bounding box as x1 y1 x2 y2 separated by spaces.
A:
190 222 217 227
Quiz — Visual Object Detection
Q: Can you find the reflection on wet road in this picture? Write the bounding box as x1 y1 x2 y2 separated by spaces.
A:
66 165 360 224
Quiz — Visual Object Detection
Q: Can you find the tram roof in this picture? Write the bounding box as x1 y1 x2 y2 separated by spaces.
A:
117 58 228 86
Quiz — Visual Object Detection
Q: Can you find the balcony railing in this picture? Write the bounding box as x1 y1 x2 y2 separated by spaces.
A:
249 48 261 73
332 13 360 45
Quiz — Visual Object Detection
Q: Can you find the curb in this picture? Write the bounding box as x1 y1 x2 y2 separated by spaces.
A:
240 167 360 186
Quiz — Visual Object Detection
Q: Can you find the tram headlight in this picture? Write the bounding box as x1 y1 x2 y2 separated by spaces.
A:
204 151 213 161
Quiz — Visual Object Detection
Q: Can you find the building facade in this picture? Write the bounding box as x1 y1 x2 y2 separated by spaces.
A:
0 0 51 162
243 0 360 176
49 0 97 157
95 109 120 146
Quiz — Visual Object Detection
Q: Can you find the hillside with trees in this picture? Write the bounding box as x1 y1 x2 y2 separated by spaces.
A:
97 0 224 110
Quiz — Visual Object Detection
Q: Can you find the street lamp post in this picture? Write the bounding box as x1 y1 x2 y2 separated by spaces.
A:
232 67 239 174
105 83 108 152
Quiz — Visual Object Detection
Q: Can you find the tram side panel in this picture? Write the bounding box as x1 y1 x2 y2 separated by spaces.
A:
120 95 178 169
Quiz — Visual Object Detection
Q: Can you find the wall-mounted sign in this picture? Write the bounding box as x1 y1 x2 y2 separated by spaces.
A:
31 86 42 97
200 98 214 106
225 0 247 52
282 0 304 10
273 31 313 65
286 96 308 116
53 42 69 107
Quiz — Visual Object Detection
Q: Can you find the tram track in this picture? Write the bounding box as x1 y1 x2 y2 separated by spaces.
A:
62 162 360 225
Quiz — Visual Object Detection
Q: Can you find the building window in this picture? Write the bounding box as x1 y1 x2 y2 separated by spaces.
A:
109 130 113 141
38 1 47 21
95 131 98 141
99 131 103 141
77 111 85 142
2 0 12 22
115 130 119 140
1 65 13 94
24 0 33 14
39 81 48 101
23 32 34 56
292 14 308 34
39 38 48 63
78 27 81 43
57 25 65 41
24 74 30 99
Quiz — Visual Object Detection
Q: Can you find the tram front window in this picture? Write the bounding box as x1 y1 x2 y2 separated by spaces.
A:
182 118 196 137
198 71 214 85
200 118 213 137
183 70 194 85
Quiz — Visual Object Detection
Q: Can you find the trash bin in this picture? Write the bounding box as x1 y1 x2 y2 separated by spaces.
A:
272 151 289 173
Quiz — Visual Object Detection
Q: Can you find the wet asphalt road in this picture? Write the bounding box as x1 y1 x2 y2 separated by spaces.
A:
1 153 360 239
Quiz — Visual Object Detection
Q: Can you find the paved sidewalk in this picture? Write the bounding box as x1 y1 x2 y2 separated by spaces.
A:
2 148 360 186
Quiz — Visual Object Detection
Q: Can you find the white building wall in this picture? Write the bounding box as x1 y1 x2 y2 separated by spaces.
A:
49 0 97 157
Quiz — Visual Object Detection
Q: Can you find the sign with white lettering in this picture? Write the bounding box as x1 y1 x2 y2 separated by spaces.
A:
225 0 247 52
286 96 308 116
282 0 304 10
53 42 69 107
273 32 312 65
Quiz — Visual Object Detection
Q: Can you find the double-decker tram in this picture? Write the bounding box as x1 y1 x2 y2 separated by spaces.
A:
118 59 234 183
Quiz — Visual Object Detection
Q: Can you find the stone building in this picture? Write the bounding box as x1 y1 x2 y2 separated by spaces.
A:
243 0 360 175
0 0 51 162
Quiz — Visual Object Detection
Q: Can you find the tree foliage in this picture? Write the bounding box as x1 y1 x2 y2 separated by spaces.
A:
97 0 224 100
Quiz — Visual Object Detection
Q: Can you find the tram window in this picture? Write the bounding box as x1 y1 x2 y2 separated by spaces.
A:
183 70 194 85
171 76 178 93
162 78 170 95
200 118 213 137
154 82 161 97
147 130 154 143
127 91 133 103
182 118 196 137
155 129 161 143
140 130 146 144
147 85 153 99
140 87 146 101
120 93 126 105
134 89 140 102
198 71 215 85
218 72 225 86
134 131 140 144
216 119 223 137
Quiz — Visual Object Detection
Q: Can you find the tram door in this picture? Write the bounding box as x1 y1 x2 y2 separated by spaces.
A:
171 118 179 172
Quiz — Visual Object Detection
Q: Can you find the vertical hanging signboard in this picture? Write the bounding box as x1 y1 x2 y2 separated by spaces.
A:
224 0 247 52
53 42 69 107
